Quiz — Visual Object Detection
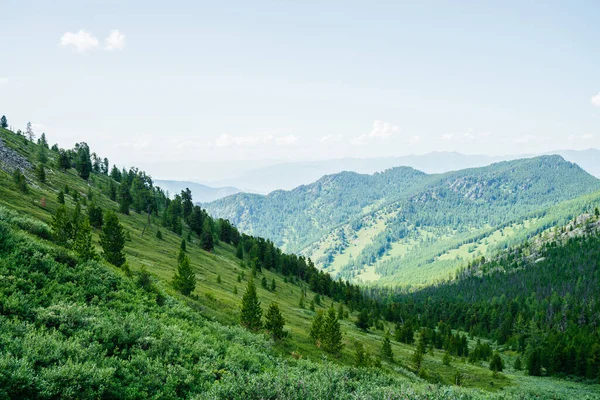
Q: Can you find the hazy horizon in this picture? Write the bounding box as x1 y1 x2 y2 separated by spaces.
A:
1 0 599 180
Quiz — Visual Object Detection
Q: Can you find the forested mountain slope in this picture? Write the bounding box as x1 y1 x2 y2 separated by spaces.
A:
206 156 600 286
1 124 599 399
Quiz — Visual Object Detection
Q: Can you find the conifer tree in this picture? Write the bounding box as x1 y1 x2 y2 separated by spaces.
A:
52 205 73 246
58 150 71 170
74 142 92 180
57 190 65 204
74 217 96 261
261 276 268 289
35 164 46 183
309 309 325 345
26 121 35 142
0 115 7 128
381 332 394 362
87 203 103 229
236 241 244 259
490 352 504 375
172 250 196 296
240 279 262 332
354 341 369 367
118 182 132 215
201 219 214 251
443 351 451 366
37 143 48 164
321 307 343 354
270 278 276 291
514 356 522 371
180 238 186 252
264 302 286 340
99 211 126 267
355 308 370 331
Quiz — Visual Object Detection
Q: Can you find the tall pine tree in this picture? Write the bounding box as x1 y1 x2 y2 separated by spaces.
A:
201 219 214 251
264 302 286 340
74 217 96 261
99 211 126 266
172 250 196 295
321 307 343 354
240 279 262 332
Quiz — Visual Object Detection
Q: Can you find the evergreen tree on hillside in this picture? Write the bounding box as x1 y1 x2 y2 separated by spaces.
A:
526 346 543 376
12 169 28 193
57 190 65 205
110 165 122 182
490 352 504 375
236 241 244 259
180 239 186 252
108 179 117 201
100 211 126 267
172 250 196 296
354 341 369 367
201 219 214 251
74 142 92 180
264 302 286 340
26 121 35 142
0 115 7 128
87 203 103 229
74 217 96 261
36 142 48 164
240 279 262 332
51 205 73 246
310 309 325 345
321 307 343 354
181 188 193 221
118 182 132 215
58 150 71 170
355 308 370 331
35 164 46 183
381 332 394 362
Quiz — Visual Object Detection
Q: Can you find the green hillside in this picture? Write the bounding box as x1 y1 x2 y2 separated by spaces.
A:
205 157 600 287
1 125 599 399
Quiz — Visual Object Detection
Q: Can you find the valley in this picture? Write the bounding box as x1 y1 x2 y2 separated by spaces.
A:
0 125 599 399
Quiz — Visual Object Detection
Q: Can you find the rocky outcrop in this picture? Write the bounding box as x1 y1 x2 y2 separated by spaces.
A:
0 136 32 173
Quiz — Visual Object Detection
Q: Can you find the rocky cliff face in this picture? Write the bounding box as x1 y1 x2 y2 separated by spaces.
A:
0 136 32 173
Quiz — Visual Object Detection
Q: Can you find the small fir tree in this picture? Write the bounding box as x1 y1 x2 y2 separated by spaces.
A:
73 217 96 261
321 307 343 355
201 219 214 251
99 211 126 267
35 164 46 183
240 279 262 332
57 190 65 204
264 302 286 340
381 332 394 362
490 352 504 375
172 251 196 296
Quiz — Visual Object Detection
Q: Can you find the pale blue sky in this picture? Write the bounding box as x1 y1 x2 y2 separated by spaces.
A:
1 0 599 179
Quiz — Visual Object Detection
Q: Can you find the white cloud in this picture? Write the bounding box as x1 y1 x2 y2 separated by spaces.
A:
60 30 99 53
592 92 600 108
105 30 126 51
215 134 298 148
514 134 538 144
116 139 149 150
568 133 594 141
275 135 298 147
442 132 491 142
320 134 344 143
351 120 399 145
407 135 421 144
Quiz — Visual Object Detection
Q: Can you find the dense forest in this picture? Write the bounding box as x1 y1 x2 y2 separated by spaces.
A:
206 156 600 285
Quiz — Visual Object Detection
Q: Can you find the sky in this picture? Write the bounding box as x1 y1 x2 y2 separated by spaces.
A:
1 0 599 180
